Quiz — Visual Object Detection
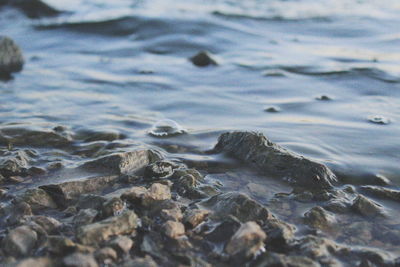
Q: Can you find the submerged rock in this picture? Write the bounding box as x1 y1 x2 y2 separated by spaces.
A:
2 225 37 257
148 119 186 137
122 255 158 267
17 188 57 212
360 185 400 202
80 150 160 175
190 51 217 67
0 36 24 76
77 210 138 245
144 160 177 179
352 195 386 217
253 252 320 267
303 206 336 230
213 131 337 189
1 0 61 18
0 150 30 178
0 128 72 148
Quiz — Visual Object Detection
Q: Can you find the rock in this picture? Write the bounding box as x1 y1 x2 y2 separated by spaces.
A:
352 195 386 217
47 236 95 255
360 186 400 202
0 128 71 148
163 220 185 239
205 216 241 243
201 192 272 223
316 95 332 101
225 221 266 259
63 252 98 267
190 51 217 67
73 209 98 225
263 219 296 252
76 129 124 143
294 235 339 260
17 188 57 211
264 106 281 113
77 210 138 245
253 252 320 267
10 257 55 267
0 150 30 178
40 175 119 207
323 198 350 213
3 202 33 226
76 194 107 210
303 206 336 230
0 36 24 76
122 255 158 267
108 236 133 254
3 0 61 19
183 209 210 228
2 225 37 257
213 131 337 189
121 186 148 204
160 208 183 222
29 216 61 234
144 161 177 179
94 247 117 264
101 197 125 217
142 183 171 207
80 150 161 175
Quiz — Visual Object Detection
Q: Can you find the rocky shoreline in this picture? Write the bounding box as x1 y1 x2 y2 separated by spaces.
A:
0 128 399 267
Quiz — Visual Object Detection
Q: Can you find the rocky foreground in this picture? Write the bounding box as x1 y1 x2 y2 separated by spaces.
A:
0 129 399 267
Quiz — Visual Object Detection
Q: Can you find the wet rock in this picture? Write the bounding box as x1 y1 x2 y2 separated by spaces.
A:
142 183 172 207
225 221 266 259
202 192 272 223
352 195 386 217
183 209 210 228
323 198 350 213
264 106 281 113
3 0 61 19
253 252 320 267
76 194 107 210
63 252 98 267
121 186 147 204
80 150 160 175
163 220 185 239
29 216 61 234
2 225 37 257
148 119 186 137
303 206 336 230
361 186 400 202
73 209 98 225
101 197 125 217
368 115 390 125
122 255 158 267
77 210 138 245
263 219 296 252
213 131 337 189
205 216 241 243
17 188 57 211
3 202 33 226
76 129 124 143
0 36 24 76
294 235 339 260
94 247 117 264
108 236 133 254
40 175 119 207
0 150 30 178
0 128 71 148
10 257 55 267
160 207 183 222
47 236 95 255
190 51 217 67
144 160 177 179
316 95 332 101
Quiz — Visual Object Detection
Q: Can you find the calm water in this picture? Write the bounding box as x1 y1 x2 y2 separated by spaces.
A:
1 0 399 185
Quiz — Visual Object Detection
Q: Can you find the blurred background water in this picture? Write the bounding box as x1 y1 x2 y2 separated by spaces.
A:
0 0 399 185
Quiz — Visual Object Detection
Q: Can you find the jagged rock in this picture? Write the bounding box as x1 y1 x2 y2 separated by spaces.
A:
144 161 177 179
79 150 161 175
122 255 158 267
160 208 183 222
0 36 24 76
190 51 217 67
0 150 30 178
40 175 119 207
352 195 386 217
9 257 55 267
163 220 185 239
77 210 138 245
73 209 98 225
94 247 117 264
29 216 61 234
142 183 171 207
361 186 400 202
213 131 337 189
183 209 210 228
201 192 272 223
2 225 37 257
1 0 61 19
253 252 320 267
63 252 98 267
108 236 133 254
17 188 57 211
225 221 266 259
303 206 336 230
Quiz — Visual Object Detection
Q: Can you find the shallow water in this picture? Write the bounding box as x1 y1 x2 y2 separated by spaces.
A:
1 0 400 258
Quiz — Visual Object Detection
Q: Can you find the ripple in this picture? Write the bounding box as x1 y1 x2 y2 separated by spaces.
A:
368 115 391 125
148 119 186 137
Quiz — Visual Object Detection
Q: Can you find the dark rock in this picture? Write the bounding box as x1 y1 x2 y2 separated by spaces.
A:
352 195 386 217
40 175 119 207
63 252 98 267
316 95 332 101
303 206 336 230
264 106 281 113
2 225 37 257
3 202 33 226
3 0 61 18
76 194 107 210
121 186 147 205
225 221 266 259
0 36 24 76
77 210 138 245
144 160 177 179
360 186 400 202
108 236 133 255
263 219 295 252
205 216 241 243
253 251 320 267
213 131 337 189
79 150 161 175
76 129 124 143
201 192 272 223
73 209 98 225
17 188 57 211
148 119 186 137
190 51 217 67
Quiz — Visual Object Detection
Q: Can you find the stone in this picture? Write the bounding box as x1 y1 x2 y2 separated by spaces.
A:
0 128 71 148
40 175 119 207
160 208 183 222
121 186 148 204
303 206 336 230
253 252 320 267
0 150 29 178
10 257 55 267
202 192 272 223
108 236 133 254
0 36 24 75
73 209 98 225
163 220 185 239
47 236 95 255
144 161 177 179
183 209 210 228
213 131 337 189
225 221 267 259
3 0 61 19
94 247 117 264
142 183 171 207
2 225 37 257
77 210 138 245
190 51 217 67
352 195 386 217
63 252 98 267
3 202 33 226
122 255 158 267
76 194 107 210
17 188 57 211
29 216 61 234
101 197 125 217
361 186 400 202
263 219 295 252
205 216 241 243
79 150 161 175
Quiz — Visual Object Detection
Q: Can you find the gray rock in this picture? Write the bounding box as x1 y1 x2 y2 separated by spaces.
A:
225 221 266 259
361 186 400 202
303 206 336 230
121 186 148 204
205 216 241 243
29 216 61 234
17 188 57 211
47 236 95 255
76 194 107 210
108 236 133 254
73 209 98 225
213 131 337 189
144 160 177 179
190 51 217 67
77 210 138 245
352 195 386 217
2 202 32 226
0 150 30 178
101 197 125 218
2 226 37 257
201 192 272 223
63 253 98 267
40 175 119 207
79 150 161 175
0 36 24 75
163 220 185 239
